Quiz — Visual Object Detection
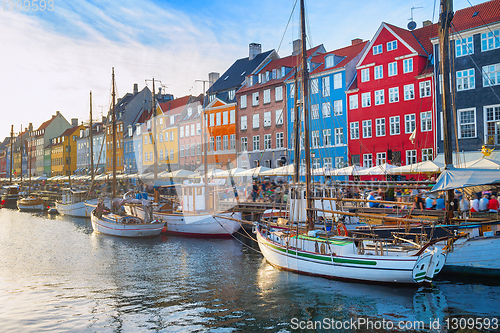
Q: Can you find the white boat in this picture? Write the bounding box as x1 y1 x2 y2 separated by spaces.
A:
17 196 46 212
91 200 165 237
124 183 241 237
55 188 99 217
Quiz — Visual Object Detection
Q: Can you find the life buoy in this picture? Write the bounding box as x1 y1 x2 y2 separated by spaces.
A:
337 223 348 237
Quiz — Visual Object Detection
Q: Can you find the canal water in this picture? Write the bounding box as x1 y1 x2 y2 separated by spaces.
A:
1 208 500 332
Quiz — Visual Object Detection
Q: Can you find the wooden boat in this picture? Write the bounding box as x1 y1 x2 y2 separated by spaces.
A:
55 188 102 217
17 196 46 212
1 185 20 209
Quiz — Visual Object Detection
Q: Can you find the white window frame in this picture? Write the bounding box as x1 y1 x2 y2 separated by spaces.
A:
390 116 400 135
374 65 383 80
252 114 259 129
456 36 474 57
361 68 370 82
362 120 372 138
311 104 320 119
456 69 475 91
275 86 283 101
349 94 358 110
374 89 384 105
376 152 386 165
323 128 332 146
263 111 272 127
389 87 399 103
310 78 319 94
373 44 382 55
252 135 260 151
240 95 247 109
334 128 344 146
422 148 433 161
252 92 259 106
322 76 330 97
263 89 271 104
363 153 373 168
419 80 432 97
241 137 248 151
241 116 247 130
404 114 416 134
350 122 359 140
420 111 432 132
387 40 397 51
388 61 397 76
483 63 500 87
481 29 500 51
333 100 343 116
406 150 417 165
276 132 284 149
404 84 414 100
322 102 331 118
375 118 385 137
275 109 283 125
361 92 371 107
333 73 342 89
458 108 477 139
403 58 413 73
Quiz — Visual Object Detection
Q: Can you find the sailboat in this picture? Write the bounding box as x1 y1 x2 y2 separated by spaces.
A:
254 0 458 285
124 86 241 236
91 68 165 237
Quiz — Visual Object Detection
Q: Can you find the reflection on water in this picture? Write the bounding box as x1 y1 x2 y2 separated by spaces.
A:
1 208 500 332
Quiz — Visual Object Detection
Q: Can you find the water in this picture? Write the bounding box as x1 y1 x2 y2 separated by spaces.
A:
1 209 500 332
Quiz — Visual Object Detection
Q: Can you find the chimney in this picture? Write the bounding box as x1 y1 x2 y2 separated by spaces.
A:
249 43 262 61
351 38 363 45
102 116 106 124
71 118 78 126
423 20 432 27
133 83 138 94
292 39 301 56
56 111 61 116
208 72 220 88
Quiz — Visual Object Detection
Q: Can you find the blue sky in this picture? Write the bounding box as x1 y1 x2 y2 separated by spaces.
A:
0 0 477 138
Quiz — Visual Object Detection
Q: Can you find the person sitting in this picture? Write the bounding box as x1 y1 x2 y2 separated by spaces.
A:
413 193 425 211
459 195 469 213
367 191 380 208
479 194 490 212
470 194 480 213
425 195 435 210
488 195 499 212
435 194 445 210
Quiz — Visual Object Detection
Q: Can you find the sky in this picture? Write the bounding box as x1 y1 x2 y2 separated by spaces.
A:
0 0 478 138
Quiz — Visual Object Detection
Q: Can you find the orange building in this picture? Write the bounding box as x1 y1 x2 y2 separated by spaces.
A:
204 98 236 169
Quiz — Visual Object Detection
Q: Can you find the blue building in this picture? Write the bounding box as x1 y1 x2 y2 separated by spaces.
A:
285 40 368 176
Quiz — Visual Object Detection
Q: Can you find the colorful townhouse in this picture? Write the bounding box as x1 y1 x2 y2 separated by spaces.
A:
12 125 31 178
236 43 325 170
76 122 106 175
206 43 277 169
346 21 437 168
50 124 85 176
432 0 500 162
177 96 203 171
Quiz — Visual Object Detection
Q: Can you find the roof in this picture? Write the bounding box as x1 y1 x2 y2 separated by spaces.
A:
60 125 82 137
36 115 57 131
158 95 194 115
385 22 437 56
207 49 275 96
451 0 500 33
310 41 369 75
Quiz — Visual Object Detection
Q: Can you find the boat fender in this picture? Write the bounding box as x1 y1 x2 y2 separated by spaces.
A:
336 223 348 237
320 243 326 254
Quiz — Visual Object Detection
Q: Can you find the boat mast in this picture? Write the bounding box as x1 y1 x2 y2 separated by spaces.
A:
293 72 300 183
299 0 314 231
20 124 23 186
9 125 13 182
438 0 455 223
152 79 158 182
201 81 209 202
112 67 117 202
89 90 95 191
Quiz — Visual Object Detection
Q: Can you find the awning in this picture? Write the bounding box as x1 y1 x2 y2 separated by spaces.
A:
431 168 500 195
434 151 500 167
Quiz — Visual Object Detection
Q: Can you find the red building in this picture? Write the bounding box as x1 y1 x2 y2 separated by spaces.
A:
346 22 437 169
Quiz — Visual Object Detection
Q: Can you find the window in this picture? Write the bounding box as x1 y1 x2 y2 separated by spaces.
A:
252 114 259 129
290 108 295 122
252 92 259 106
312 130 320 147
216 136 221 151
406 150 417 165
323 129 332 146
456 69 475 91
335 157 345 169
216 112 221 126
363 154 373 168
374 89 384 105
209 113 215 127
374 65 383 79
228 89 235 100
180 127 184 138
170 149 174 159
263 134 271 150
230 134 235 150
185 125 190 137
222 111 228 125
289 83 295 98
376 152 386 165
310 79 319 94
209 137 214 151
390 116 400 135
325 55 334 68
403 58 413 73
185 144 190 156
209 94 215 102
196 123 201 135
456 37 474 56
222 135 228 150
349 95 358 110
373 44 382 55
333 73 342 89
387 40 397 51
404 84 414 100
419 81 431 97
264 111 271 127
483 63 500 87
376 118 385 137
322 102 331 118
241 116 247 130
263 89 271 104
241 137 248 151
362 120 372 138
197 143 201 155
311 104 319 119
361 68 370 82
324 157 332 169
361 92 371 107
350 122 359 139
334 128 344 145
276 132 284 148
486 105 500 145
421 111 432 132
422 148 433 161
276 109 283 125
322 77 330 97
275 86 283 101
458 108 476 138
388 87 399 103
253 135 260 151
240 95 247 108
180 145 184 157
481 29 500 51
170 132 174 141
388 62 397 76
333 100 343 116
404 114 416 134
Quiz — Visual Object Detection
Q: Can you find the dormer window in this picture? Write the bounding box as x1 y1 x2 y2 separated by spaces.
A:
224 75 229 80
281 66 286 78
128 126 133 137
272 69 277 79
228 89 235 100
265 71 270 81
187 108 192 117
197 105 202 115
325 55 334 68
209 94 215 102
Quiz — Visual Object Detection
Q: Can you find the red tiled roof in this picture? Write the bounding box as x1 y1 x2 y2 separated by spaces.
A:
451 0 500 33
385 22 436 55
310 40 369 74
60 125 81 137
36 115 56 131
158 95 193 115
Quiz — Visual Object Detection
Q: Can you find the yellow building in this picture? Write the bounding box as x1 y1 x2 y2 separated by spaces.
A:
50 125 84 176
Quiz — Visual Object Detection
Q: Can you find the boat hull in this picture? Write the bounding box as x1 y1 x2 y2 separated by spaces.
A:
125 206 241 236
1 195 20 209
56 198 100 217
17 198 46 212
256 226 444 285
90 210 165 237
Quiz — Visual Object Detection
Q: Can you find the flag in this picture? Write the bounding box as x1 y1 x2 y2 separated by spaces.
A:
409 129 416 144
